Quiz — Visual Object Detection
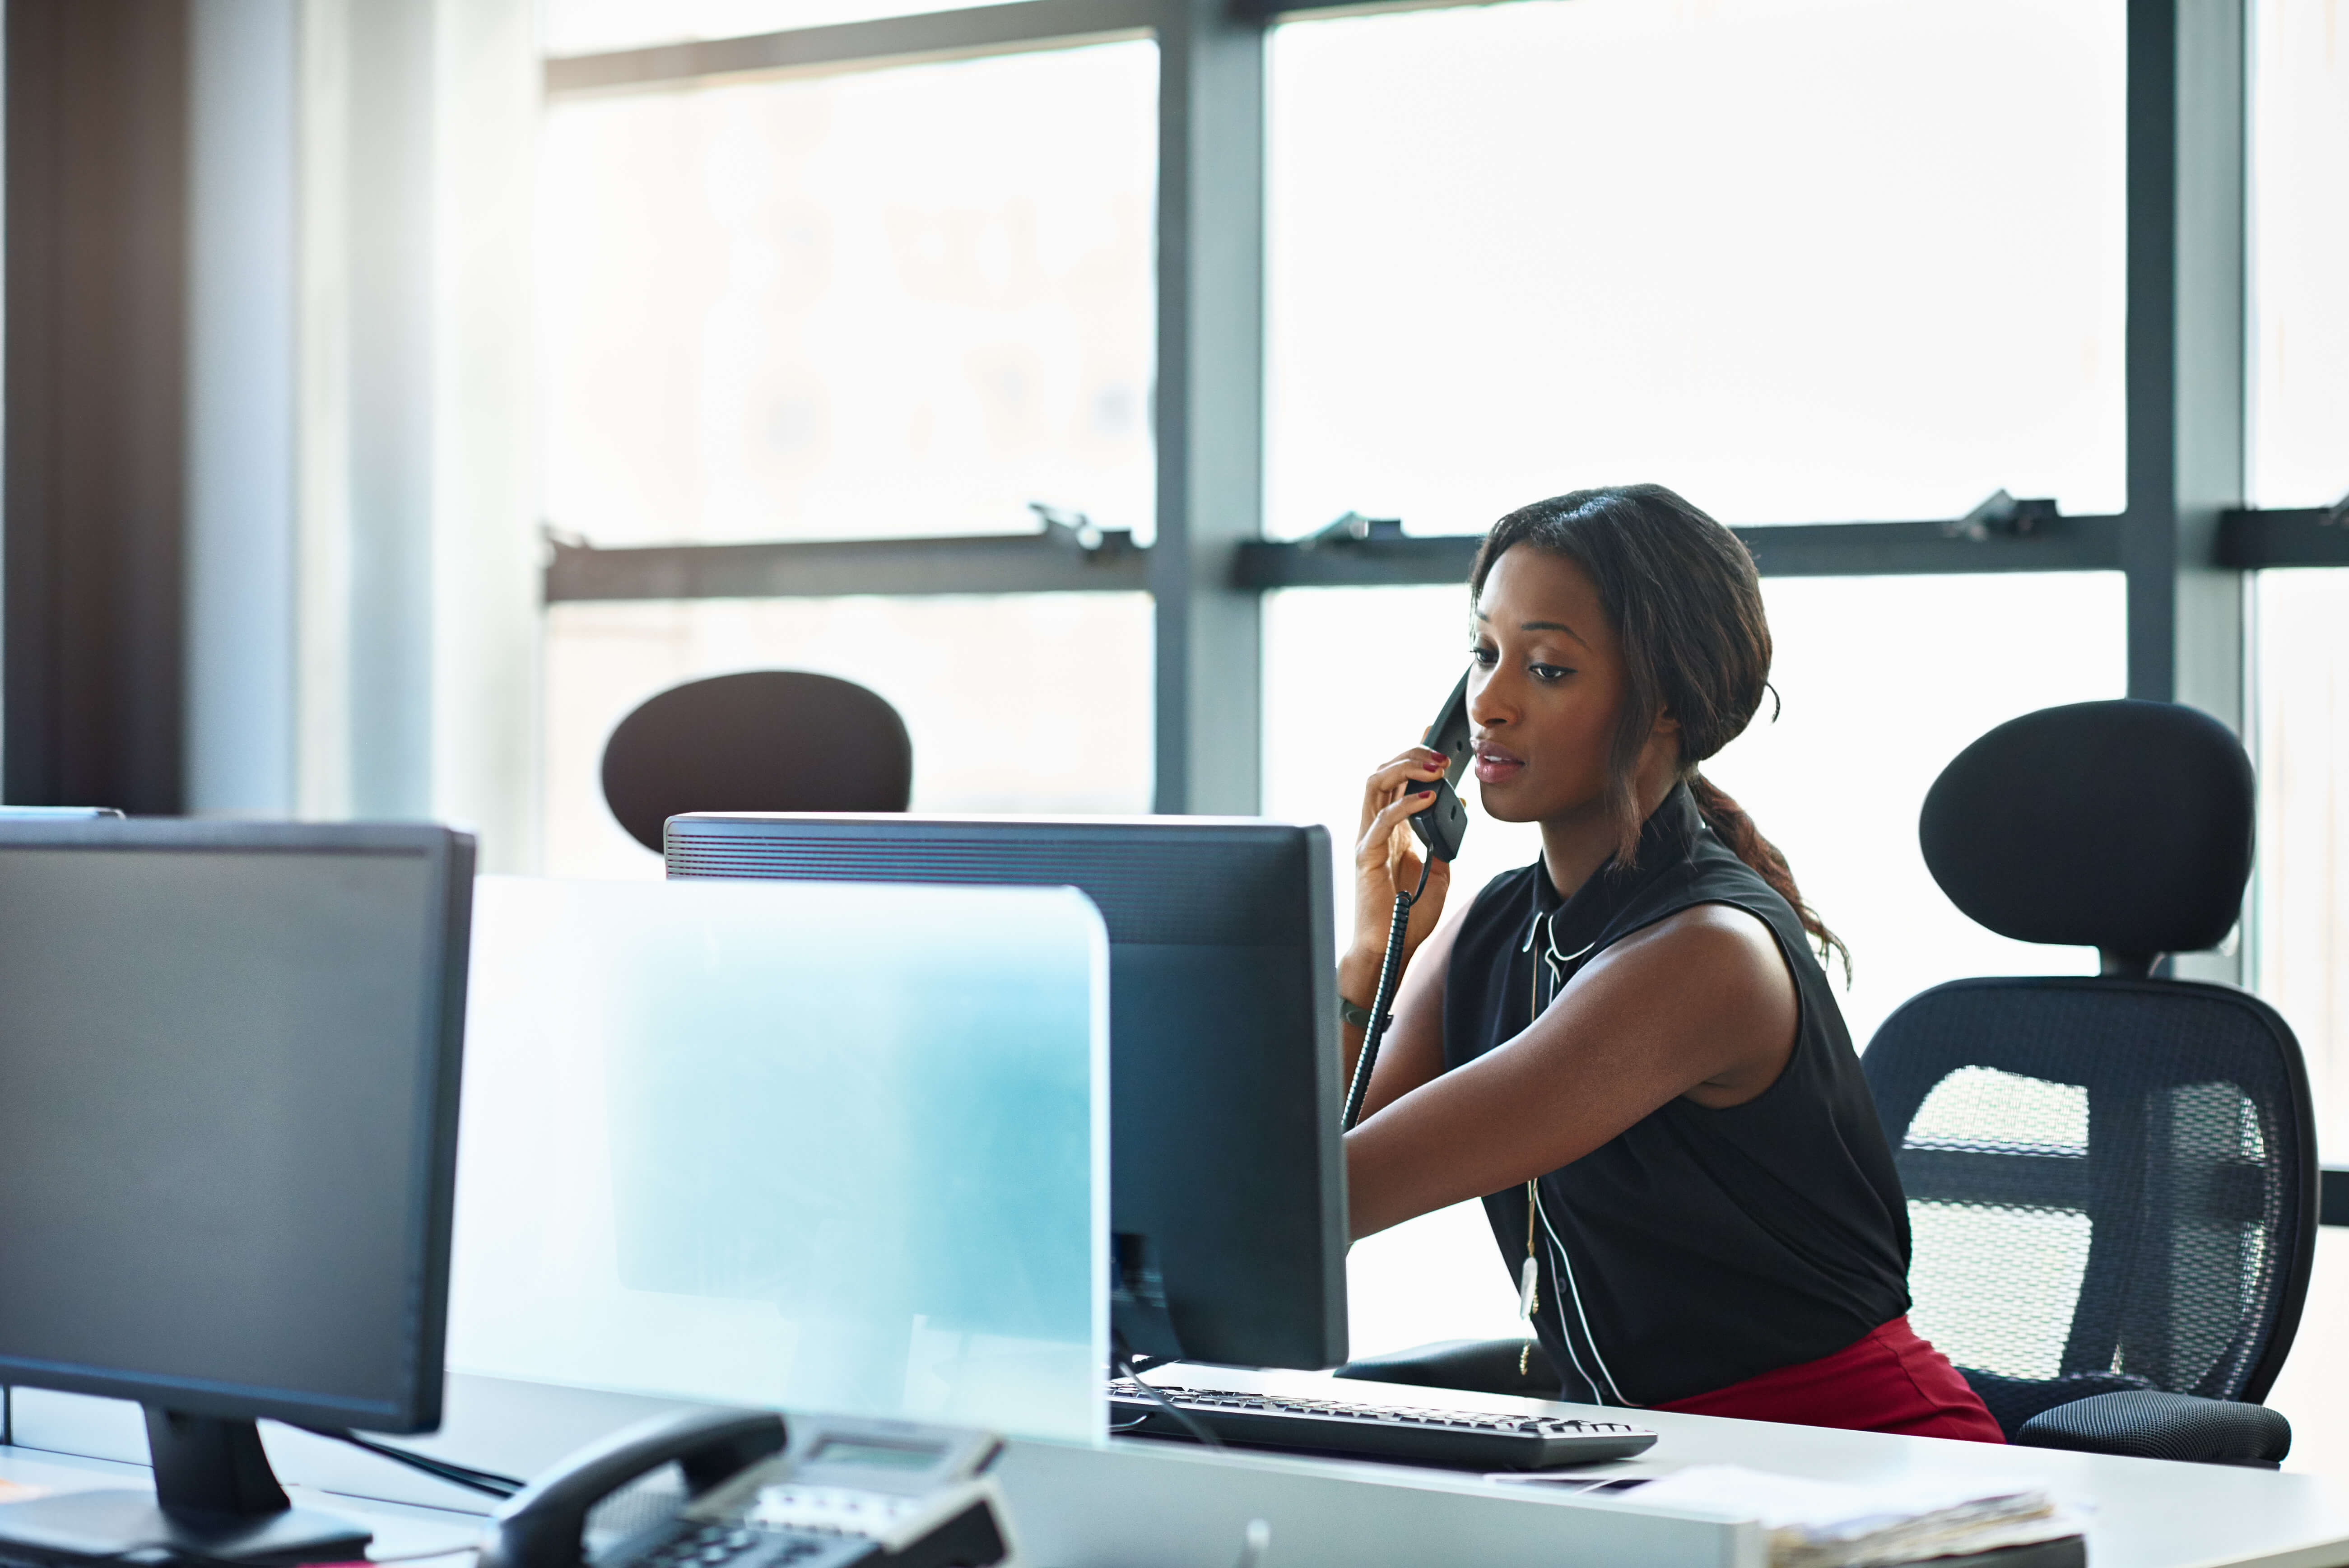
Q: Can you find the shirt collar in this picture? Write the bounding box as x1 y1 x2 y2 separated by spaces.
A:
1529 780 1702 939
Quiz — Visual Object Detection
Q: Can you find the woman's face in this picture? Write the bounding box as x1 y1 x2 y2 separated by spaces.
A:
1467 546 1659 825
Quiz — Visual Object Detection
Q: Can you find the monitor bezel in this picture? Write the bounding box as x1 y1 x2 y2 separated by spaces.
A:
0 818 474 1434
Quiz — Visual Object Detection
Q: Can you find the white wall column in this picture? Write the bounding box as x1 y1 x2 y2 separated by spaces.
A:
429 0 540 873
292 0 540 869
186 0 299 817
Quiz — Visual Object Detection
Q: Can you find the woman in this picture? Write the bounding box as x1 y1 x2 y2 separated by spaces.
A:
1340 484 2000 1442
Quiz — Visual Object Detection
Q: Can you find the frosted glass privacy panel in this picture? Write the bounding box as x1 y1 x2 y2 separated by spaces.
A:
449 877 1108 1444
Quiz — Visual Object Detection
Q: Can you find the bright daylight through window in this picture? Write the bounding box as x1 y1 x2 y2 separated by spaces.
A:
1265 0 2126 537
2248 0 2349 1147
540 42 1156 549
538 39 1158 875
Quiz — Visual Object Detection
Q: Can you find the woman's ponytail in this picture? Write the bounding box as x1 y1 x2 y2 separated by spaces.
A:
1689 773 1849 981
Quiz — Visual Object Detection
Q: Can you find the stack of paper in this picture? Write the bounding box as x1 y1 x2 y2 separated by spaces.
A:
1621 1466 2084 1568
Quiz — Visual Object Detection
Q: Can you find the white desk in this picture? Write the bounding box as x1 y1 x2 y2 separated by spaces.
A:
5 1369 2347 1568
1066 1362 2349 1568
0 1444 487 1563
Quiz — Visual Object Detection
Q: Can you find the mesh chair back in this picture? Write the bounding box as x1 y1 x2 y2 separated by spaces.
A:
601 671 912 852
1865 977 2316 1435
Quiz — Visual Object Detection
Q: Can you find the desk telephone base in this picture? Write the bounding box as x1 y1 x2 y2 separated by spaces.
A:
479 1410 1009 1568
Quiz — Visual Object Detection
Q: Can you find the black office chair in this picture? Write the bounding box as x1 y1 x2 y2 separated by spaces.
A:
600 671 912 853
1864 698 2314 1466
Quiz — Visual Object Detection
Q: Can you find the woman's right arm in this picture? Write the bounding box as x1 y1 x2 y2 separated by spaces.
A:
1337 748 1465 1120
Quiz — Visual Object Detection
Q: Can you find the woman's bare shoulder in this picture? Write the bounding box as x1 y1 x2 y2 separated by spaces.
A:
1577 901 1796 1105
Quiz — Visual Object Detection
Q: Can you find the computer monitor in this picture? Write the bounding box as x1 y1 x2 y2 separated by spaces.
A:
664 814 1350 1372
0 819 474 1566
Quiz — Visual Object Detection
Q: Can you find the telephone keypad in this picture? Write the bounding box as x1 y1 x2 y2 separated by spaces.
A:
750 1485 921 1537
629 1518 873 1568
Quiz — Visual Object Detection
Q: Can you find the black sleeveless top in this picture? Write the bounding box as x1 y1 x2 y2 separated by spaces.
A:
1441 783 1911 1406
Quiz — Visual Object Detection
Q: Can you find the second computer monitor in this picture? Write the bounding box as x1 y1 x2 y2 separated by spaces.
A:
665 814 1349 1372
0 819 474 1564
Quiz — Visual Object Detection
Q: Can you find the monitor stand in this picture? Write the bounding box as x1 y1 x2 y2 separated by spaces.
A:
0 1408 373 1566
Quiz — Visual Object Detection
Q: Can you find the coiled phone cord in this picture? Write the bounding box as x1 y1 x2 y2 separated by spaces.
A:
1339 855 1433 1133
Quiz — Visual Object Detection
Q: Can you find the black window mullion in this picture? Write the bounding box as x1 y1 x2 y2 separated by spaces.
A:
1148 0 1265 815
2121 0 2248 725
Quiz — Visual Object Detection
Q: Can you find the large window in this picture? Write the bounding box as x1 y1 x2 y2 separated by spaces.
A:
539 39 1158 872
2257 568 2349 1485
540 42 1157 548
2237 0 2349 1485
2255 569 2349 1148
1265 0 2126 538
2248 0 2349 508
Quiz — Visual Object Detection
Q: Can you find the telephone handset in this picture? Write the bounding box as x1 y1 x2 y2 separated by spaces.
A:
478 1408 1012 1568
1340 665 1476 1132
1406 666 1473 864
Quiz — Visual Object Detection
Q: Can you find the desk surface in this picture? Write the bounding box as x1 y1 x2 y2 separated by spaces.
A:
1075 1363 2349 1568
0 1444 486 1562
4 1369 2347 1568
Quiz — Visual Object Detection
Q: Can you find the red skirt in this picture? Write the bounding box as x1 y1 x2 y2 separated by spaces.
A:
1653 1316 2005 1442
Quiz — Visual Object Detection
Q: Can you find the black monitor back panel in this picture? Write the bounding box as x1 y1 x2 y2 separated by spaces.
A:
666 814 1350 1372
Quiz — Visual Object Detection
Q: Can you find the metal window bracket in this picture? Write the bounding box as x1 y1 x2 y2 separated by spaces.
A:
1029 501 1140 558
1944 490 2061 543
1304 511 1405 546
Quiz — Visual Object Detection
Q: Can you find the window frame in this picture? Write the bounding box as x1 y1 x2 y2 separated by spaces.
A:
540 0 2320 928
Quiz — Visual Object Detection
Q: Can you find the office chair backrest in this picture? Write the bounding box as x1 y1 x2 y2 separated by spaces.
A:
600 671 912 853
1918 698 2254 977
1864 700 2316 1436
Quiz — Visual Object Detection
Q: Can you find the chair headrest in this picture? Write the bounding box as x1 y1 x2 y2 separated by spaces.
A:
601 670 912 853
1918 699 2252 962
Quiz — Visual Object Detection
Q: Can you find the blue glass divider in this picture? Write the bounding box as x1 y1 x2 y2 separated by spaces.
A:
447 876 1108 1445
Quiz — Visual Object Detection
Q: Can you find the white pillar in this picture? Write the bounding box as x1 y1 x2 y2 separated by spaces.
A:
292 0 540 869
186 0 299 816
429 0 541 874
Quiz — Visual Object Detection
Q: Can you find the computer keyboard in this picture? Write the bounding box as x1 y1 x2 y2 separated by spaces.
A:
1107 1380 1657 1471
